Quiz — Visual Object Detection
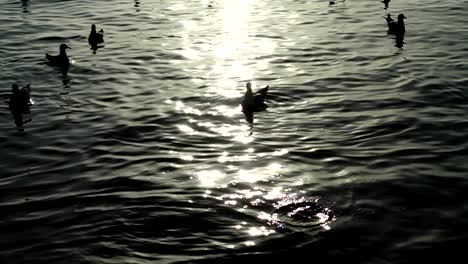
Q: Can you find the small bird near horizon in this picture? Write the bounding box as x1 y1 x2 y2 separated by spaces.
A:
46 44 71 71
88 24 104 49
241 82 269 113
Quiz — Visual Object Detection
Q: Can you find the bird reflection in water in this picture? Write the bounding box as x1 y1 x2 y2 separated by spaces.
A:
382 0 390 9
9 84 32 131
60 76 71 95
134 0 140 12
21 0 29 13
62 77 71 87
241 82 269 126
395 33 405 48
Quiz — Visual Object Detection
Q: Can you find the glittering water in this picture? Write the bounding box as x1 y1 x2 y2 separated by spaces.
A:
1 0 468 263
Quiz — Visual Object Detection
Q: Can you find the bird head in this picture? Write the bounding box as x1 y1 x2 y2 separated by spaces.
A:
60 44 71 51
12 84 19 94
246 82 252 91
398 14 407 20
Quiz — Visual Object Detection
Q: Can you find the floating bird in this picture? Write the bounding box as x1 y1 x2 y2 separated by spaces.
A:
88 24 104 48
241 82 269 113
386 13 406 35
46 44 71 71
9 84 32 130
18 84 31 106
9 84 31 111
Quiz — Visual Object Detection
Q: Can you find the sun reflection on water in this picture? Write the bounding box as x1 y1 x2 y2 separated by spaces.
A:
196 170 226 187
175 0 277 97
236 162 282 183
170 0 336 248
246 226 275 236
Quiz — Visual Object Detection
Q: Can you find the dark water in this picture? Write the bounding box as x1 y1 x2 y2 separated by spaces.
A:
1 0 468 263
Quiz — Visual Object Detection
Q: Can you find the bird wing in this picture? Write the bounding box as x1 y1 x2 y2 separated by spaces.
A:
254 85 269 97
20 84 31 101
23 84 31 93
384 14 394 24
46 53 55 63
388 21 397 31
96 29 104 43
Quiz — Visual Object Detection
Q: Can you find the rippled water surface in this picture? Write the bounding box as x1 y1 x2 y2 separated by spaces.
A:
1 0 468 263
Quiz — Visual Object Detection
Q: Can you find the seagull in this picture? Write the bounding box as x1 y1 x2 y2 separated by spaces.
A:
9 84 32 130
241 82 269 113
387 13 406 35
9 84 31 111
88 24 104 48
46 44 71 71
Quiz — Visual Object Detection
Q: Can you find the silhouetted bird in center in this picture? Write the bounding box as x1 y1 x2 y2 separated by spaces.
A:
386 13 406 35
88 24 104 48
241 82 269 113
46 44 71 71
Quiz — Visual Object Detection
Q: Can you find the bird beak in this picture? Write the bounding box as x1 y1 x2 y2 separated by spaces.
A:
66 46 71 49
403 15 407 19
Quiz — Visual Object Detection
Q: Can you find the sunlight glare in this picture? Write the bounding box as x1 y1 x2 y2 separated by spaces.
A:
232 133 254 144
267 163 282 172
237 169 268 183
180 155 194 161
213 105 239 117
208 0 257 97
264 187 285 200
196 170 226 187
177 124 196 134
272 149 289 156
237 189 263 199
246 226 275 236
244 241 255 246
257 211 280 226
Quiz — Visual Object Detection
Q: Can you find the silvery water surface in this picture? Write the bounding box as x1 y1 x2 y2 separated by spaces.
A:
1 0 468 263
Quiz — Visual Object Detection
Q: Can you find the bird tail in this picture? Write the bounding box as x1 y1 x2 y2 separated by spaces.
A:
24 84 31 93
384 14 393 23
97 29 104 43
258 85 269 97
